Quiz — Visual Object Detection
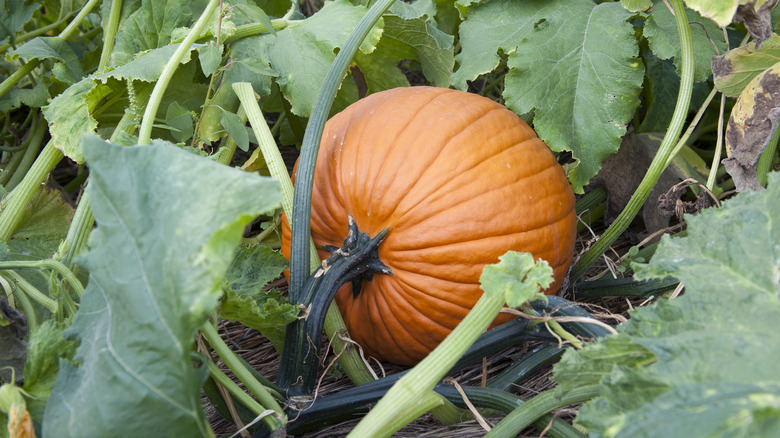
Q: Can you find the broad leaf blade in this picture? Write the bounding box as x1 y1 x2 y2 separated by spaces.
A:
355 13 454 92
500 0 644 192
111 0 193 66
553 172 780 438
42 136 281 438
644 1 727 83
260 0 383 116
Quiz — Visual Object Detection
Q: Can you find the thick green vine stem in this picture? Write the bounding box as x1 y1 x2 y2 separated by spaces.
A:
278 218 390 397
206 360 272 436
232 83 296 222
137 0 221 144
4 112 47 191
347 288 507 437
483 384 601 438
1 270 57 314
0 259 84 298
570 0 694 281
289 0 396 303
200 322 286 432
97 0 123 72
0 142 63 242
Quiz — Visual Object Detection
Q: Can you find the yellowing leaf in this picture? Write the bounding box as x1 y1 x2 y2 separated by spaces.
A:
724 60 780 191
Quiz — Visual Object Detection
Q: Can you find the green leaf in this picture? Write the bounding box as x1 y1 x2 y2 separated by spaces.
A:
644 1 728 82
479 251 553 308
22 320 77 420
198 41 223 77
7 185 76 261
638 52 711 133
620 0 652 12
476 0 643 193
0 241 8 262
10 37 84 80
165 101 194 143
714 33 780 98
553 172 780 438
44 44 206 162
355 12 454 92
42 136 282 438
0 81 49 112
95 43 201 83
0 0 38 45
41 78 108 163
111 0 193 66
260 0 384 116
220 244 297 348
636 172 779 292
238 3 276 36
220 109 249 151
684 0 739 27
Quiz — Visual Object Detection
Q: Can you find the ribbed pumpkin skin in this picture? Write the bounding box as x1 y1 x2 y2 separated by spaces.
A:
281 86 576 366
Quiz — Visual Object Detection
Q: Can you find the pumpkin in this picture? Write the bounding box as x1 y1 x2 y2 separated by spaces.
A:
281 86 576 366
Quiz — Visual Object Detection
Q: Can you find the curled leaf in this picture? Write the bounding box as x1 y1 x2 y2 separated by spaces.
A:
733 0 778 48
480 251 553 308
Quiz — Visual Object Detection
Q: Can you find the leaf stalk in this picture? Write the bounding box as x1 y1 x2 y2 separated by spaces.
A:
570 0 694 280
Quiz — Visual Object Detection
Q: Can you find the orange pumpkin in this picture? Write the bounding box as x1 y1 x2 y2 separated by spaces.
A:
282 86 576 366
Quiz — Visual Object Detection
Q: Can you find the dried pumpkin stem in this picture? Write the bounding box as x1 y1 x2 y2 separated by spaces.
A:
278 219 390 397
570 0 694 280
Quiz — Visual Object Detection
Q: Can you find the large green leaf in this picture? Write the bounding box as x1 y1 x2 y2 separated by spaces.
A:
6 185 75 261
110 0 193 66
10 37 84 81
355 10 454 92
553 172 780 438
0 0 37 45
22 321 77 421
260 0 383 116
41 78 107 163
644 1 728 83
43 44 207 162
463 0 643 193
42 136 281 438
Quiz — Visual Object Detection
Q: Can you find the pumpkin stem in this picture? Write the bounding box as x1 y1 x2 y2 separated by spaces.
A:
278 216 390 398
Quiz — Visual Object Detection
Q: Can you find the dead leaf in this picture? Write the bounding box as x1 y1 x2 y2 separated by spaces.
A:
733 0 778 49
724 60 780 191
589 132 700 237
8 404 36 438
